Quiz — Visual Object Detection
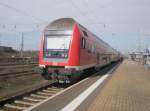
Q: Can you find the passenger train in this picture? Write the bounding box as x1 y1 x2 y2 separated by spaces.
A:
39 18 121 83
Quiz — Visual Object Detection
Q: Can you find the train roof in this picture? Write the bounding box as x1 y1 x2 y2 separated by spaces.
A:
45 18 76 31
45 18 119 54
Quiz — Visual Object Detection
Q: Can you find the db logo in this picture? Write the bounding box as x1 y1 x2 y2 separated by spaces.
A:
53 62 58 65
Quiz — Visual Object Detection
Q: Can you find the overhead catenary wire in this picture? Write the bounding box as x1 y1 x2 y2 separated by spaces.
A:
0 1 46 23
82 0 106 26
67 0 111 36
0 1 49 32
68 0 94 24
0 0 100 32
0 22 48 33
0 0 111 32
0 0 114 34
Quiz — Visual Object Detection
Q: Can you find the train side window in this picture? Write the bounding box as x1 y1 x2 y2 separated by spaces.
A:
87 44 92 53
83 30 88 37
90 44 96 54
81 37 86 49
91 45 94 53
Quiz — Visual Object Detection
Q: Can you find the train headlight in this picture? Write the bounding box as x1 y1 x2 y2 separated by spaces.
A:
61 53 65 57
39 65 46 68
45 52 51 57
64 53 67 58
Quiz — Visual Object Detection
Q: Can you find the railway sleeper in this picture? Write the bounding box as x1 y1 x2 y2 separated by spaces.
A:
15 100 35 106
4 104 27 111
23 97 43 102
37 91 53 96
45 89 59 93
42 89 57 94
30 94 48 99
47 87 64 90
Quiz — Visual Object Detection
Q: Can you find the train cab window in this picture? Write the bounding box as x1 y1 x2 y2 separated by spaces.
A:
44 30 72 59
81 37 86 49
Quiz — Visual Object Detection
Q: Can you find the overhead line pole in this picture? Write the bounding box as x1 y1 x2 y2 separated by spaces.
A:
0 33 1 46
20 32 24 57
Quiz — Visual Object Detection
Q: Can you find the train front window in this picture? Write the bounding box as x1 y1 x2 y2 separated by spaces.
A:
44 30 72 58
46 36 70 50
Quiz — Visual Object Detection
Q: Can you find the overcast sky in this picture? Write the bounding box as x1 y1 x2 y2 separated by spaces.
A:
0 0 150 53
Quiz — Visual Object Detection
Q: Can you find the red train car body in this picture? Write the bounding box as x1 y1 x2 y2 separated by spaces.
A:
39 18 120 83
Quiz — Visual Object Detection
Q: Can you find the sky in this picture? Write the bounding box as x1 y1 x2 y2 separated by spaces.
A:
0 0 150 53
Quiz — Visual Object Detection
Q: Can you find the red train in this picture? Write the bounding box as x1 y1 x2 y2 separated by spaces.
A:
39 18 121 83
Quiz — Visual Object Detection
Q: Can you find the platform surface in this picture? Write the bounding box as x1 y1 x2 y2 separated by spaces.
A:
87 60 150 111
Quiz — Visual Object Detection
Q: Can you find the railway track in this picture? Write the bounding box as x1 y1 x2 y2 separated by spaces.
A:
0 63 38 79
0 70 36 79
0 63 37 67
0 61 121 111
0 82 69 111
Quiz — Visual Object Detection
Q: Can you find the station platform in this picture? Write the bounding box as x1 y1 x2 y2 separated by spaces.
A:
87 60 150 111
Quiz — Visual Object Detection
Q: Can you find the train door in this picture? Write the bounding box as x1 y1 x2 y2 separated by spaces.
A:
96 53 100 64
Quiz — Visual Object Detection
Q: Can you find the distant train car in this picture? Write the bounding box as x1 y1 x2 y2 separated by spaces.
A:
39 18 121 83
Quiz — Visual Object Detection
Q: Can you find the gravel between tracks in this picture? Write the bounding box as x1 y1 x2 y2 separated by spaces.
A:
0 75 47 101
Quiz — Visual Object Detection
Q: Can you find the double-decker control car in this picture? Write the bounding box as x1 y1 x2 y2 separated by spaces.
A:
39 18 121 83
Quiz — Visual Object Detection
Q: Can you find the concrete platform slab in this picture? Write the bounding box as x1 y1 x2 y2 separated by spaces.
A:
87 60 150 111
